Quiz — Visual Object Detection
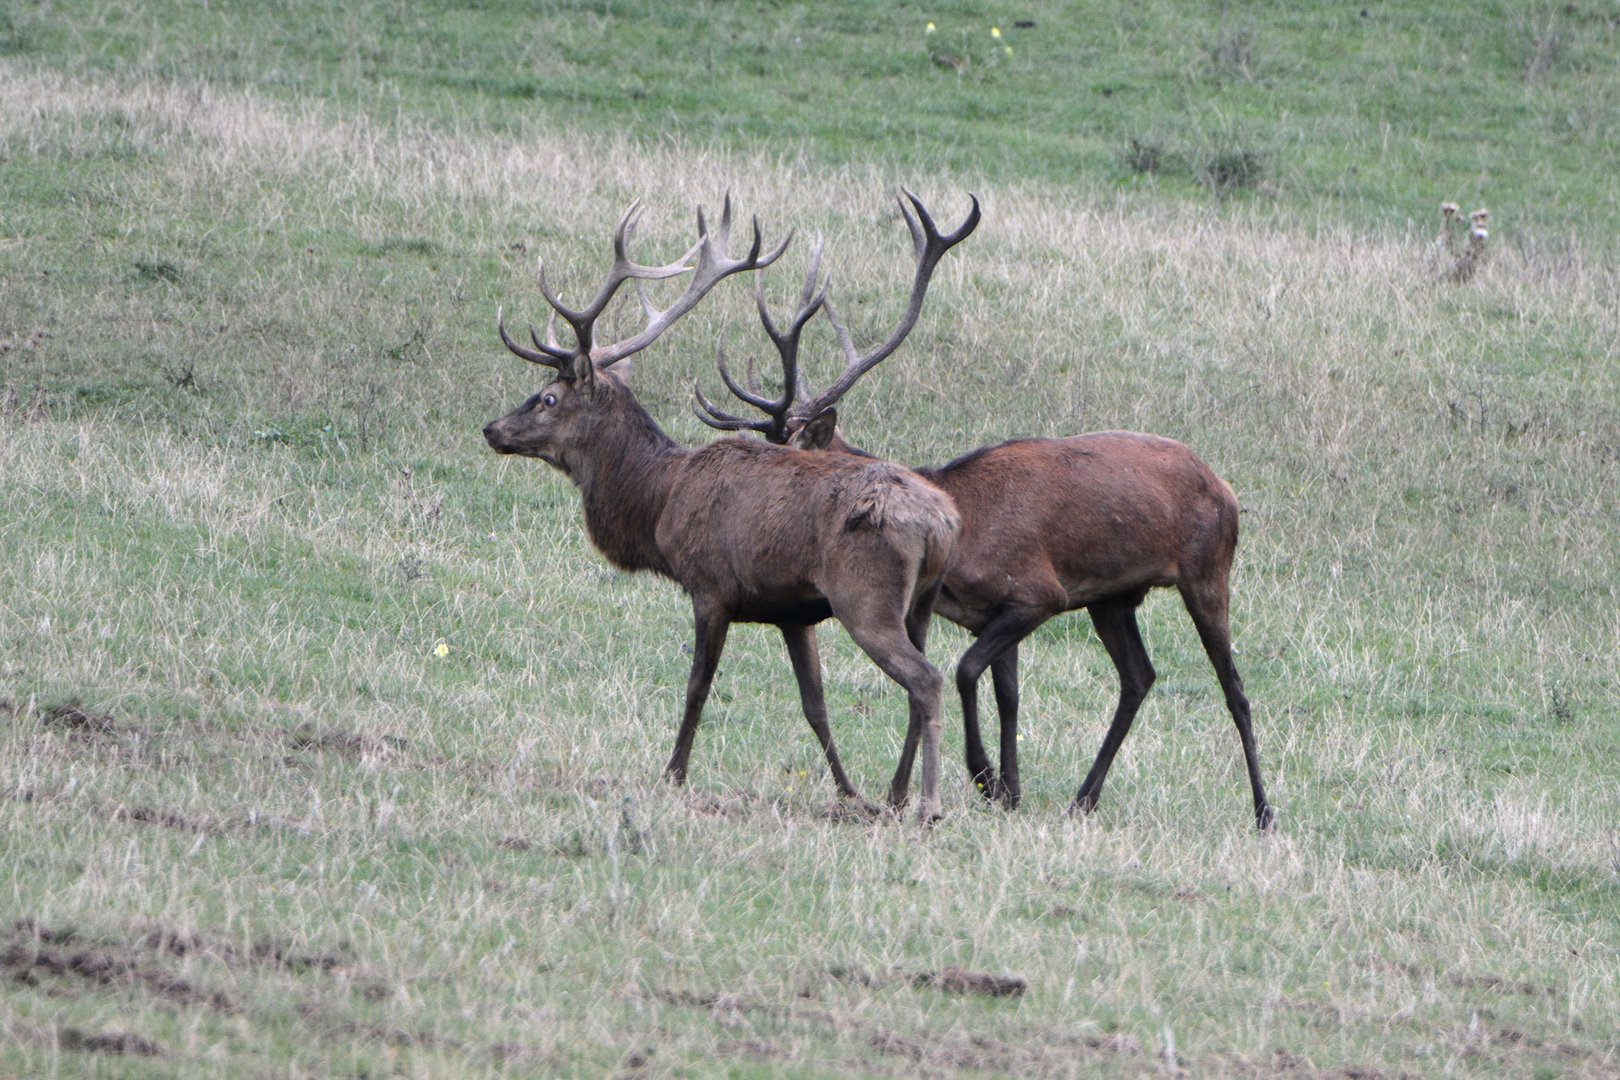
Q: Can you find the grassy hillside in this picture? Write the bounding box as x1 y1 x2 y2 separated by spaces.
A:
5 0 1618 241
3 3 1618 1077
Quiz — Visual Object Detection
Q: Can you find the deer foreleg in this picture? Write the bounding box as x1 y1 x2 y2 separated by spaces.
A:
956 609 1045 808
664 605 731 786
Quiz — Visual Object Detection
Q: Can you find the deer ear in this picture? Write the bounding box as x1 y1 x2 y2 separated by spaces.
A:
798 408 839 450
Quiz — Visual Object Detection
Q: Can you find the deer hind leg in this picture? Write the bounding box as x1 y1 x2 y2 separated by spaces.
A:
664 602 732 786
905 580 938 656
1179 580 1273 832
956 608 1047 808
1070 593 1155 817
835 605 946 822
989 648 1021 808
781 623 867 805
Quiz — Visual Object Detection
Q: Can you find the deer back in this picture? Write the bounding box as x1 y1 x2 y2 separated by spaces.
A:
656 438 959 615
923 432 1238 612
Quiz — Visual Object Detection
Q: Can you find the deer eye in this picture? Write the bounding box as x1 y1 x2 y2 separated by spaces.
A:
541 392 558 408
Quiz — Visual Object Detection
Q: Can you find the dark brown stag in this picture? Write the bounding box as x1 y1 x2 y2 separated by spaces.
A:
483 196 960 821
695 192 1273 831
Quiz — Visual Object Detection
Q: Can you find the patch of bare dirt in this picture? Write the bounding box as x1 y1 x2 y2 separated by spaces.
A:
286 723 406 762
684 791 759 819
820 963 1026 998
4 920 548 1068
821 964 885 989
643 979 1137 1079
1 380 51 422
912 966 1027 998
61 1027 165 1056
1449 972 1557 999
111 804 213 832
615 1045 655 1076
866 1024 1144 1077
134 925 346 975
717 1037 792 1062
811 798 887 823
3 919 359 1016
43 702 119 737
297 1005 443 1050
490 1040 566 1068
2 920 233 1011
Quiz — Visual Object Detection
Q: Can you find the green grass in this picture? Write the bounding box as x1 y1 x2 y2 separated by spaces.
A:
7 0 1620 241
3 3 1619 1076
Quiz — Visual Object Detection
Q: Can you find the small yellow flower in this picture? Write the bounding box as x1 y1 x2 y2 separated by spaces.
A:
926 20 936 33
991 26 1002 38
434 640 449 658
1004 45 1014 56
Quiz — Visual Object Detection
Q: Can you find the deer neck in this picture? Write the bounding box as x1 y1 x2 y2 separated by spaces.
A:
569 385 685 576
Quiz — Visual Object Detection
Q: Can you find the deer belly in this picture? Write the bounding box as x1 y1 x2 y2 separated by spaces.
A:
731 595 836 625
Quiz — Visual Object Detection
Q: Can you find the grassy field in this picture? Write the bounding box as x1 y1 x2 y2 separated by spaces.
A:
3 3 1619 1076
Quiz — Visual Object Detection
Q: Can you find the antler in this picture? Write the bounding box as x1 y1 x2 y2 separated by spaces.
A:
496 305 573 373
794 189 980 422
499 194 790 377
692 234 828 443
693 190 979 442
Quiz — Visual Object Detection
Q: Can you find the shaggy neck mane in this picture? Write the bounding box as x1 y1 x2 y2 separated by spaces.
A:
569 379 684 576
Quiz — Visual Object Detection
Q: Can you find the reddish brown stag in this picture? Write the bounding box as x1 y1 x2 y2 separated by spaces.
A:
483 196 960 821
695 193 1273 831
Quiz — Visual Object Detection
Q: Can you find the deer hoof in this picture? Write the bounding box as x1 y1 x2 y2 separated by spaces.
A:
845 795 885 820
1256 804 1277 834
971 770 1001 803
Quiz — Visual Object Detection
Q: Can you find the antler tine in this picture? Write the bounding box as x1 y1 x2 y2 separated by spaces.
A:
591 193 791 369
899 185 983 254
794 191 980 421
760 234 828 426
691 379 777 435
693 233 828 443
529 312 568 357
497 305 572 370
757 231 828 338
530 201 700 361
715 343 778 413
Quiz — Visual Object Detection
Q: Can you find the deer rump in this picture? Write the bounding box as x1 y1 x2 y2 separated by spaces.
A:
657 439 959 625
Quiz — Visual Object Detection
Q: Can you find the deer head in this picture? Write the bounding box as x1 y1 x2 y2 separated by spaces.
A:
485 195 788 473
